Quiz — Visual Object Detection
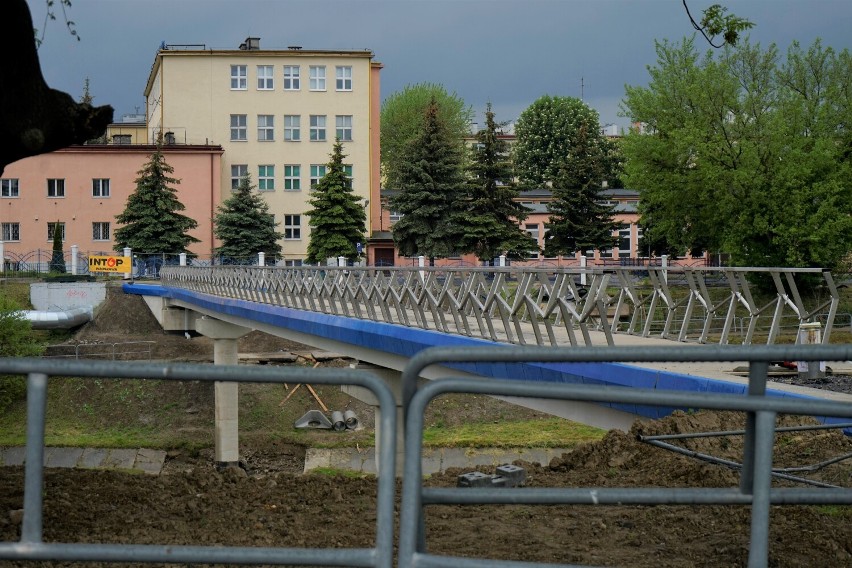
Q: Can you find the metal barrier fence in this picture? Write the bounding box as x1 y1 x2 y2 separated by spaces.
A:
0 358 397 568
161 265 841 346
397 344 852 568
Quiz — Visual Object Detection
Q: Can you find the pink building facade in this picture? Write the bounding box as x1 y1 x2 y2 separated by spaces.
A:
0 144 223 262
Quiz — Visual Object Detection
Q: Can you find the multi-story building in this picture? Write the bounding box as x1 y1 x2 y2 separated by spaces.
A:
144 38 382 264
0 141 223 263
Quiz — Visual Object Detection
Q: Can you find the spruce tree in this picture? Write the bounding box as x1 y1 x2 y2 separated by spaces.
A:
459 103 536 262
543 121 618 257
305 140 366 264
389 98 465 263
49 221 66 273
213 173 283 262
113 146 199 254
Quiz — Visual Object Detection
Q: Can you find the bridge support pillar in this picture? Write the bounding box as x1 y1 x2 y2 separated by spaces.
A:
195 316 252 468
343 362 417 477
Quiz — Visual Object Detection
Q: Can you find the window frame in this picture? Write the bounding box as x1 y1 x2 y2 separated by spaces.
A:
1 178 19 198
257 114 275 141
309 115 327 141
92 222 110 241
231 164 248 190
336 115 353 141
1 222 20 241
230 114 248 141
283 65 300 90
258 165 275 191
47 222 66 242
283 214 301 240
309 65 326 91
284 114 301 141
336 66 353 91
92 178 110 198
47 178 65 198
230 65 247 90
283 165 301 191
525 223 540 260
310 164 327 189
256 65 274 90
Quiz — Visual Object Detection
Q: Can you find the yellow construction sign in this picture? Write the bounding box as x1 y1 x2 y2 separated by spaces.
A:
88 255 132 273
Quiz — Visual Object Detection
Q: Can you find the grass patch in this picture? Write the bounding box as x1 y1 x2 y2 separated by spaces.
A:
422 417 605 448
308 467 373 479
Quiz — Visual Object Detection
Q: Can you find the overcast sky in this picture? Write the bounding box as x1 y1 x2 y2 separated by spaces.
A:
28 0 852 131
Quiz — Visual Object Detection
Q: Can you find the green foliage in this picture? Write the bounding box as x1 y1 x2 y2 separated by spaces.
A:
49 220 66 273
389 98 466 261
381 82 473 191
514 95 619 256
622 38 852 271
213 173 283 260
113 146 200 254
457 103 536 261
683 1 755 48
0 293 44 411
305 141 367 264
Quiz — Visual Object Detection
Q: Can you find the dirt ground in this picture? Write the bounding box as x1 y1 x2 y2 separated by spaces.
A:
2 287 851 567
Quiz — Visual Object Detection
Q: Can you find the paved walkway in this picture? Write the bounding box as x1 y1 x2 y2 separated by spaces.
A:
0 447 166 475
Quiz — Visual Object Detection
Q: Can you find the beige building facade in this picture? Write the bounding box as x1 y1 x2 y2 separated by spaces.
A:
145 40 382 263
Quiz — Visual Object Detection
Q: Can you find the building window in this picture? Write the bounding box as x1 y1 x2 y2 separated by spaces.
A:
284 165 301 191
258 165 275 191
336 66 352 91
389 211 403 223
230 114 247 141
231 164 248 190
92 178 110 198
310 164 327 189
525 223 540 259
618 224 632 258
1 222 20 241
230 65 247 90
335 115 353 141
112 134 131 144
283 65 300 90
284 115 300 141
47 222 65 242
47 178 65 198
283 259 303 267
1 178 19 198
92 222 110 241
309 66 326 90
309 115 326 141
257 65 274 90
283 214 301 239
343 164 353 186
257 114 274 141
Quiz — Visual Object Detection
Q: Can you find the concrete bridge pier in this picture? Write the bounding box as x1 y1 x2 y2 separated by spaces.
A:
342 363 422 476
195 316 252 467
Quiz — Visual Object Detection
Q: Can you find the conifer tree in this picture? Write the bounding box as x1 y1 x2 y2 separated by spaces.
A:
389 98 465 263
113 145 199 254
49 221 66 273
213 173 283 262
458 103 536 262
305 140 366 264
543 121 618 256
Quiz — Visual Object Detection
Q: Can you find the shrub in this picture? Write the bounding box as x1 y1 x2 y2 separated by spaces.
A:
0 293 44 411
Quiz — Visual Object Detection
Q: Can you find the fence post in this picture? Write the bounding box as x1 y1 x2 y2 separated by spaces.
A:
179 253 187 266
0 241 5 274
661 254 669 284
258 252 266 267
499 255 506 267
70 244 79 275
123 247 132 280
338 256 345 267
580 255 587 286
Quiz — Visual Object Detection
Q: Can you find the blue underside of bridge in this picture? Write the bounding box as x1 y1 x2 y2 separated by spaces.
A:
124 283 839 426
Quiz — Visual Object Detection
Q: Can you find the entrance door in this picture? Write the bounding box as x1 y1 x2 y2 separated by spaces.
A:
374 248 395 267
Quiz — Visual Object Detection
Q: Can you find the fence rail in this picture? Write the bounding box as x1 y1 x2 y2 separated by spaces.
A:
160 265 841 346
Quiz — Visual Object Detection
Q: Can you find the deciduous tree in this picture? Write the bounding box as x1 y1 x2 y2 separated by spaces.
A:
113 146 199 254
213 173 282 262
305 141 367 264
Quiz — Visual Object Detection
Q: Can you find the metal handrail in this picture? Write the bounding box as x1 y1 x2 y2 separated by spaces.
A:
397 344 852 568
0 358 397 568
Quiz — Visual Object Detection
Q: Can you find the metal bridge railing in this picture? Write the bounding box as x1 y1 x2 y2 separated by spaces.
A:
398 344 852 568
0 358 397 568
160 265 841 347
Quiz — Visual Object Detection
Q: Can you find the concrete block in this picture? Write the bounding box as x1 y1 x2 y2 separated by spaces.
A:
457 471 492 487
